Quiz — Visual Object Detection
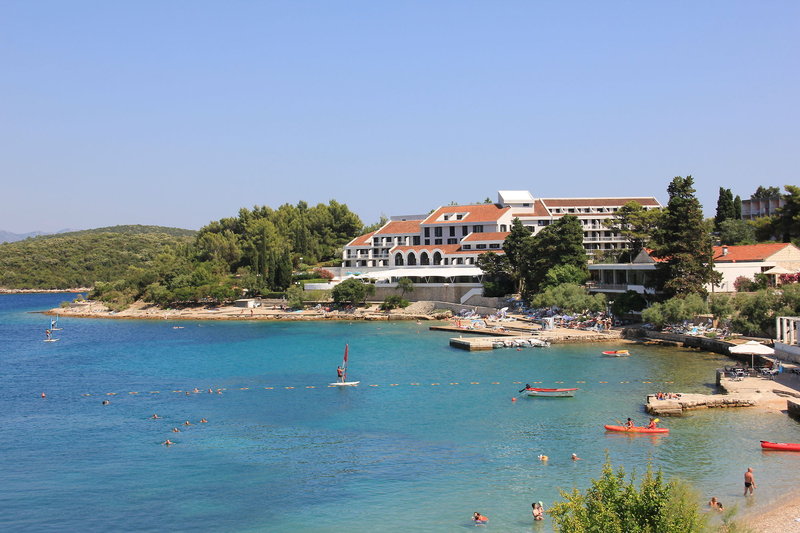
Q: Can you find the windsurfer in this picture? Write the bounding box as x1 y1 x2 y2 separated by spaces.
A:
337 365 345 383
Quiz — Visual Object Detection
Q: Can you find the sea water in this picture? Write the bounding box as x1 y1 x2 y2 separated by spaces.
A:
2 293 799 532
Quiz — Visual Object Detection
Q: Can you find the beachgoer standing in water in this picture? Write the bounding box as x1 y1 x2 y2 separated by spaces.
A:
744 467 756 496
532 502 544 520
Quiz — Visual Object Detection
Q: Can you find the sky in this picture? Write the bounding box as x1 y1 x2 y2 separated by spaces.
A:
1 1 798 233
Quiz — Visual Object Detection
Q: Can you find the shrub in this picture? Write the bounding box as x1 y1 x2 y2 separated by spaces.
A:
734 276 755 292
286 285 304 309
380 295 409 310
549 457 707 533
529 283 606 313
314 268 335 281
332 278 375 305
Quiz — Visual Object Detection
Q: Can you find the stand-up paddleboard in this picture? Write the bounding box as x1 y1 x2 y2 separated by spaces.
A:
330 344 358 386
43 338 60 342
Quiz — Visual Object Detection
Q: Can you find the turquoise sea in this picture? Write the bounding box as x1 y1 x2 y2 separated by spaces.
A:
2 293 800 532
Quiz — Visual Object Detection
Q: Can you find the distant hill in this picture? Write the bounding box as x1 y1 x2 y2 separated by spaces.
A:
0 229 73 243
0 225 196 290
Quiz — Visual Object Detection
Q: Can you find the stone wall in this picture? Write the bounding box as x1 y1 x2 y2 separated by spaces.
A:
788 399 800 420
624 328 735 356
371 285 491 306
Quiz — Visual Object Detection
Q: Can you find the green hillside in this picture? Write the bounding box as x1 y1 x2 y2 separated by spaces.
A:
0 225 196 289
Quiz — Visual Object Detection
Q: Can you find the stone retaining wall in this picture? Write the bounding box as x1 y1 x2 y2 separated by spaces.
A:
646 393 756 416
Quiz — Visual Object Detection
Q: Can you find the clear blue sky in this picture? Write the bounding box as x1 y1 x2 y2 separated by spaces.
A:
1 1 798 233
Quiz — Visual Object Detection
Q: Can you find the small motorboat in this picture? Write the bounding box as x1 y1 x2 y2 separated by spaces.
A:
604 424 669 434
760 440 800 451
602 350 630 357
524 387 578 398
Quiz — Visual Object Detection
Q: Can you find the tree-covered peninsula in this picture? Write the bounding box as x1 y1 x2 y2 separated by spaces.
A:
0 225 196 290
89 201 364 309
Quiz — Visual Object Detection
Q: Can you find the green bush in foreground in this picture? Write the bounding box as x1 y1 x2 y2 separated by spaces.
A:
380 295 409 311
549 458 707 533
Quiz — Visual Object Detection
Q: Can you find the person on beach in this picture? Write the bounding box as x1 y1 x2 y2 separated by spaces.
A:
744 468 756 496
709 497 723 511
472 512 488 525
532 501 544 520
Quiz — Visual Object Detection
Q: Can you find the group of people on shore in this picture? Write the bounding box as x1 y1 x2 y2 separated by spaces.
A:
653 392 682 400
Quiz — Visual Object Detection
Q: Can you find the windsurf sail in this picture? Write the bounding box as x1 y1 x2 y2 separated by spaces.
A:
341 344 349 381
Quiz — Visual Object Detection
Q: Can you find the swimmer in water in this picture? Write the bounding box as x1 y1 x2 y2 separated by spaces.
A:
538 454 549 462
172 427 180 433
162 440 174 446
150 414 161 419
102 400 110 405
199 418 208 423
183 420 192 426
571 453 581 460
472 512 488 525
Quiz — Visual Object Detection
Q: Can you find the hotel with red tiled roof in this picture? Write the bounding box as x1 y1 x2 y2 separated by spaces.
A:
342 190 662 281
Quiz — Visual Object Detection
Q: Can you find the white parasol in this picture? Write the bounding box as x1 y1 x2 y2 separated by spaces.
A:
729 340 775 368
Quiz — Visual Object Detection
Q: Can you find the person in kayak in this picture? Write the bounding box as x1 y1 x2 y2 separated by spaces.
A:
625 418 634 428
646 418 659 429
472 512 488 525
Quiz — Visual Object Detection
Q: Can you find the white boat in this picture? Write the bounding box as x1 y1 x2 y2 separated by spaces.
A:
523 387 578 397
330 344 359 387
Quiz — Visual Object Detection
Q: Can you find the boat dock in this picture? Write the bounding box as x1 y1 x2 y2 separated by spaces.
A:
446 327 623 351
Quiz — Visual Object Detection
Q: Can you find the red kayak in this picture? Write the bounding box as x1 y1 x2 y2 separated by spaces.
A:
761 440 800 451
604 424 669 434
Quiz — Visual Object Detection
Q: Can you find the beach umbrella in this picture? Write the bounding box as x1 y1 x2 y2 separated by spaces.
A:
729 340 775 368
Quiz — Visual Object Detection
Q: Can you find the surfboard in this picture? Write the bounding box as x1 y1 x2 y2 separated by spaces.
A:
330 381 360 386
43 339 60 342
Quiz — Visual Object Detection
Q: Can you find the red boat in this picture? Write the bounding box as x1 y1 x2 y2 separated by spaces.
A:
760 440 800 451
604 424 669 434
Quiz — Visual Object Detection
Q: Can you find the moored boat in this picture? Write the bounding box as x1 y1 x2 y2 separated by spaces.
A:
602 350 630 356
604 424 669 434
760 440 800 451
524 387 578 397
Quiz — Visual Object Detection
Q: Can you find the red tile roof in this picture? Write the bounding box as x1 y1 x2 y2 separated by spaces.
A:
375 220 421 235
422 204 510 225
542 198 660 208
346 231 376 247
713 243 793 262
462 232 510 242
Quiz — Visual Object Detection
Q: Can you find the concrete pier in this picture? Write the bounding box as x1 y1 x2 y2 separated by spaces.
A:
646 393 756 416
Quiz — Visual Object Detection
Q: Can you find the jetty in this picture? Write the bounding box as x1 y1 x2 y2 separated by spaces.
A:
646 373 800 416
446 326 622 351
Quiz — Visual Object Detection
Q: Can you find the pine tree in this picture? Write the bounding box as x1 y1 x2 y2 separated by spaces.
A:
525 215 587 296
714 187 735 230
654 176 719 297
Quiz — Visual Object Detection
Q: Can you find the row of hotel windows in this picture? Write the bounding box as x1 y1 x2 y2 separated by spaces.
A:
423 225 485 238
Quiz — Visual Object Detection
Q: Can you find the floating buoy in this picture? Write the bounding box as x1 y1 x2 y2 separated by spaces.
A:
40 392 46 398
511 397 517 402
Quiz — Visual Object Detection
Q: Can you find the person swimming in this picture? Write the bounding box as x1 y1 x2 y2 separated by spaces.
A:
472 512 488 524
571 453 581 460
199 418 208 423
162 439 174 446
150 414 161 419
538 454 549 462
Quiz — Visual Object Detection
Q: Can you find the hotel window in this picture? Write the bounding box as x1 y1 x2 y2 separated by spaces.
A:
424 227 430 237
472 225 483 233
499 225 507 232
434 238 442 245
449 226 455 237
447 238 458 244
476 244 487 249
456 214 463 220
413 236 420 245
538 220 549 226
489 244 500 249
424 239 430 245
522 203 530 207
434 227 442 237
462 226 468 236
462 244 471 250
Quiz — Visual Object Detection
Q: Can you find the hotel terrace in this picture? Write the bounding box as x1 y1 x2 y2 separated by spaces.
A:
342 190 661 286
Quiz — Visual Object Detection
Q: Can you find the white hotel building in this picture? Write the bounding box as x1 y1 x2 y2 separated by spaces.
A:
342 191 661 283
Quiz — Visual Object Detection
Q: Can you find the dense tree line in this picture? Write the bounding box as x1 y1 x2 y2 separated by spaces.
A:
0 227 195 289
90 201 365 309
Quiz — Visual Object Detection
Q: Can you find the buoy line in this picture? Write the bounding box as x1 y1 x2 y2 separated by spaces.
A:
80 379 679 398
